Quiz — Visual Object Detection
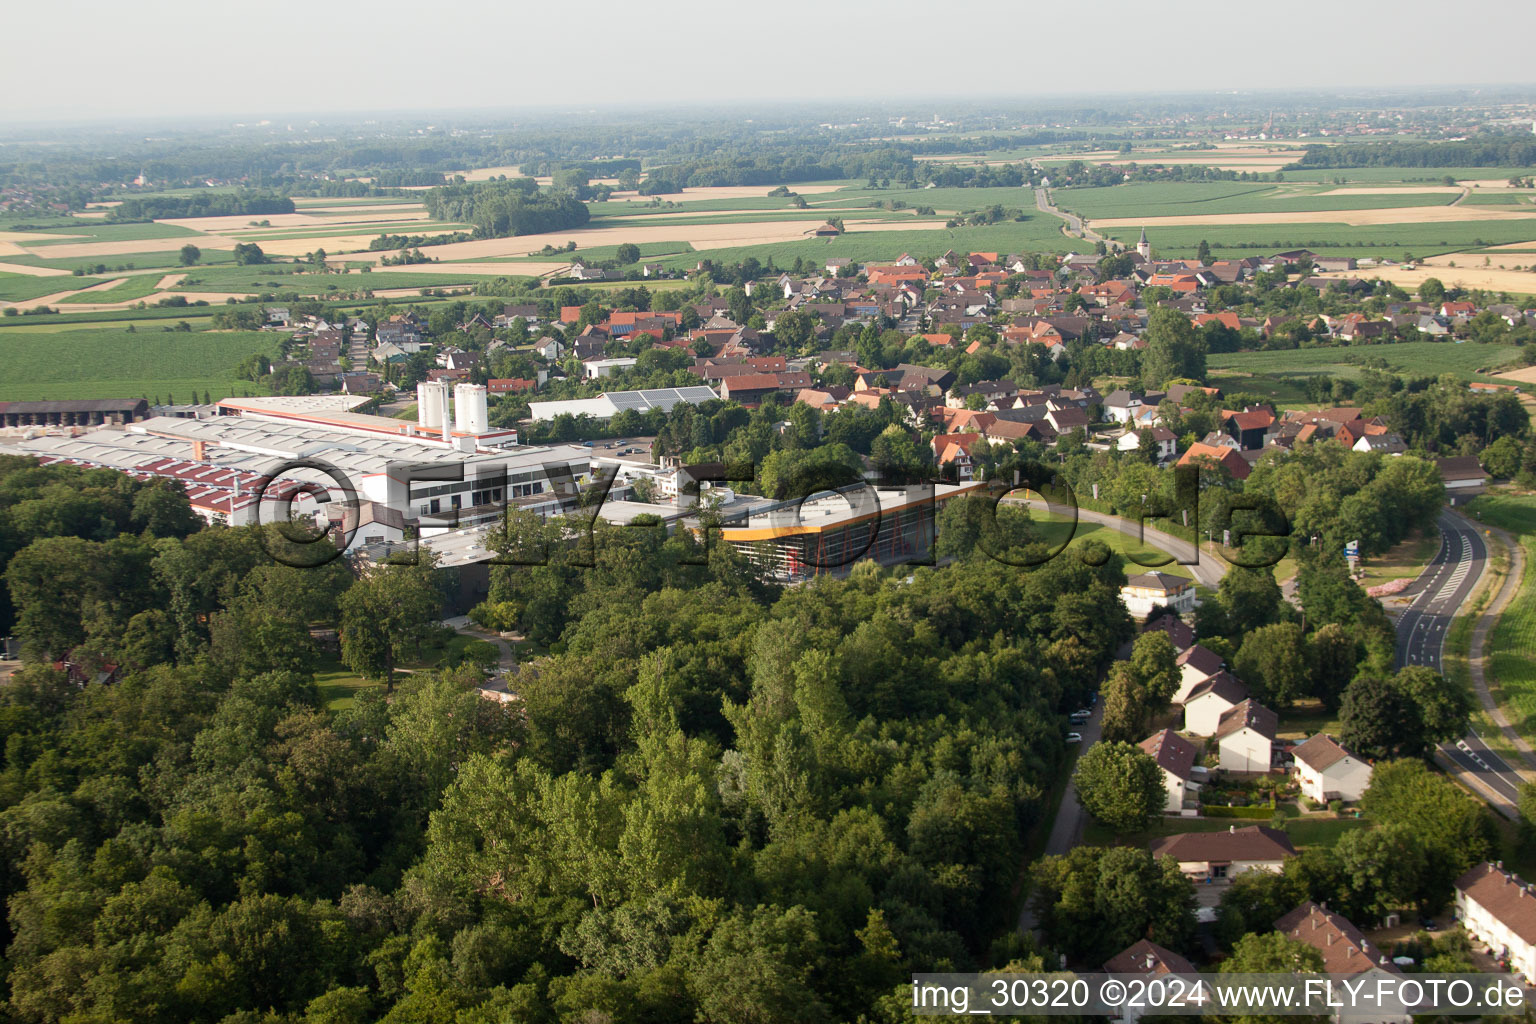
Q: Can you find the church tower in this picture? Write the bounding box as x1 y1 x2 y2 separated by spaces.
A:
1136 226 1150 261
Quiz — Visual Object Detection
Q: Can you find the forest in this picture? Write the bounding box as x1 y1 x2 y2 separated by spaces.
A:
1287 140 1536 168
107 192 296 222
422 180 591 238
0 455 1132 1022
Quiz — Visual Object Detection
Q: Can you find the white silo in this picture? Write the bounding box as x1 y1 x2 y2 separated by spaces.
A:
455 383 489 435
416 382 444 430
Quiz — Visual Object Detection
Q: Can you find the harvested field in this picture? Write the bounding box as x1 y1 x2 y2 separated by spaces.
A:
1091 205 1536 228
1312 186 1465 196
1496 366 1536 385
337 218 900 263
454 165 522 181
0 230 88 244
1317 264 1536 296
340 261 568 277
16 235 239 259
156 273 187 289
0 261 72 277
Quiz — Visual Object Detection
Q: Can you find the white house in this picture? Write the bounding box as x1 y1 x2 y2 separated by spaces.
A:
1139 728 1201 813
1150 825 1296 884
1292 734 1373 803
1117 425 1178 462
1455 861 1536 980
1182 672 1248 736
1173 644 1225 703
1120 571 1196 619
1215 699 1277 773
536 338 566 361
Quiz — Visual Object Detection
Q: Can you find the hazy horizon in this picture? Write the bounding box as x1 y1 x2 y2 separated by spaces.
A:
5 0 1536 126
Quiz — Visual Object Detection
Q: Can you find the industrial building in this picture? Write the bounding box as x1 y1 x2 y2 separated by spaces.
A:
527 386 719 422
715 482 987 581
5 394 596 552
0 398 149 428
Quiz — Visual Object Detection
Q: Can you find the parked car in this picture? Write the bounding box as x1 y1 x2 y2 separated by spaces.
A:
1065 732 1083 743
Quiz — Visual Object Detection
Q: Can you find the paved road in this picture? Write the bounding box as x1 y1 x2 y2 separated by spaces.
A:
1033 187 1107 245
1007 497 1228 589
1018 699 1103 935
1398 512 1527 816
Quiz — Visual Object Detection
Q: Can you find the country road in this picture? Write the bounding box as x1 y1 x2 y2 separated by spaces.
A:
1401 512 1531 817
1033 186 1107 246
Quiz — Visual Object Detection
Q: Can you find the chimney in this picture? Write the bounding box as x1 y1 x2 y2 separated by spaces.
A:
191 439 207 462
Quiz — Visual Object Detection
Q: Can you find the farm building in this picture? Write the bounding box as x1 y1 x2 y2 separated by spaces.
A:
0 398 149 428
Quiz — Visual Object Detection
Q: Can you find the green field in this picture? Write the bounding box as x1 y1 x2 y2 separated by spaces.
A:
656 217 1077 270
0 327 275 401
170 265 515 294
56 275 167 304
3 248 238 272
1208 342 1524 405
0 273 101 303
1057 182 1459 219
1100 220 1536 261
1464 493 1536 747
26 221 204 245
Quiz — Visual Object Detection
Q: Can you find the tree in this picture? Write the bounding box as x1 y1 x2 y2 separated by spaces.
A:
1234 622 1310 709
1418 277 1446 305
615 242 641 265
1196 239 1212 266
1306 622 1358 713
1031 845 1196 963
1099 662 1148 743
1129 630 1179 704
1482 435 1523 479
338 564 443 686
1218 932 1328 1024
232 242 266 265
1214 869 1303 948
1073 741 1164 831
1340 667 1470 760
1335 823 1425 921
1361 759 1495 905
179 243 201 266
1139 308 1205 391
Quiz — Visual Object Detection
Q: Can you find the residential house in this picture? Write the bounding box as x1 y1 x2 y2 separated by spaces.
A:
584 357 639 379
1143 612 1195 652
1120 571 1196 618
1150 825 1295 884
1353 433 1407 456
535 337 565 361
1455 861 1536 980
487 378 536 395
1292 734 1372 804
1177 442 1251 481
1274 902 1402 994
1215 699 1278 772
1139 728 1201 813
1174 644 1226 703
1224 407 1277 450
1101 941 1199 1024
1103 389 1146 424
1183 671 1249 736
1117 425 1178 462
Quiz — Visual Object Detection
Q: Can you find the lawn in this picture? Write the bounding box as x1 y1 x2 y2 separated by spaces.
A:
0 327 276 401
1463 493 1536 745
1357 528 1440 587
312 634 500 710
1083 809 1368 849
1034 513 1195 579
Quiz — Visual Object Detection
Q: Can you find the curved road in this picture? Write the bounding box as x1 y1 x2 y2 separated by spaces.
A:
1034 187 1107 246
1007 497 1227 589
1398 511 1527 817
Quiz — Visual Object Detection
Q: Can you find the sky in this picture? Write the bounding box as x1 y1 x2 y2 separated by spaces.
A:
5 0 1536 124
